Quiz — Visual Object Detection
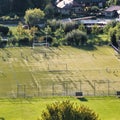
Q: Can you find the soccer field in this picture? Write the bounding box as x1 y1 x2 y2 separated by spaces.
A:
0 46 120 98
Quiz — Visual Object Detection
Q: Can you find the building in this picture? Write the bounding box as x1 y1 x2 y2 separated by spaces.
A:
81 0 106 7
104 5 120 18
78 19 111 28
56 0 82 15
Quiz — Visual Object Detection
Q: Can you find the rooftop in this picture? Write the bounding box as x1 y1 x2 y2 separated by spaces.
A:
105 5 120 12
56 0 73 9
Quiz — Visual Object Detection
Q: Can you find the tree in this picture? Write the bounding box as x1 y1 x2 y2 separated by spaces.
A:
91 6 99 13
24 8 45 27
53 26 65 46
44 3 55 18
78 24 86 32
92 24 100 35
40 100 99 120
65 29 87 46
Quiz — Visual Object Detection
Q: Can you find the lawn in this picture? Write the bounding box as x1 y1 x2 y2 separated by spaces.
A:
0 46 120 97
0 45 120 120
0 97 120 120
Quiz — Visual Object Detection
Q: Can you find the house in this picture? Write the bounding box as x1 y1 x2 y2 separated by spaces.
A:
79 0 106 8
104 5 120 18
56 0 83 15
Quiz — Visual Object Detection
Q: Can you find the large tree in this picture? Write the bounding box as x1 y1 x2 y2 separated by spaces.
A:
24 8 45 27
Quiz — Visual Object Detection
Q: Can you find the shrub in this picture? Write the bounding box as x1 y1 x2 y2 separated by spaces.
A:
41 100 99 120
65 29 87 46
62 21 78 33
0 25 9 36
18 37 30 46
47 19 61 32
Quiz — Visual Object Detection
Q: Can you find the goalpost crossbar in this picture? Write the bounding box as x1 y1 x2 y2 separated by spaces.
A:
33 42 50 48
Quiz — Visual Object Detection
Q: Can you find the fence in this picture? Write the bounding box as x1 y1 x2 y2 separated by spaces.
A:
1 80 119 98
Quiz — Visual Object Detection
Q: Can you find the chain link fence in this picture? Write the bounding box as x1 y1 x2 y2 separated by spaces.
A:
1 80 119 98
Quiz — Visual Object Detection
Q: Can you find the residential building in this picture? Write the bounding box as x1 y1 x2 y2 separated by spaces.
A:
104 5 120 18
79 0 106 7
56 0 82 15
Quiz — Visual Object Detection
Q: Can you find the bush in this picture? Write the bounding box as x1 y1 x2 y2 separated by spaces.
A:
47 19 61 32
18 37 30 46
62 21 78 33
65 29 87 46
41 101 99 120
0 25 9 36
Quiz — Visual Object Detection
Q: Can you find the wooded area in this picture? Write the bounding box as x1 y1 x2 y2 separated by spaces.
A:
0 0 54 15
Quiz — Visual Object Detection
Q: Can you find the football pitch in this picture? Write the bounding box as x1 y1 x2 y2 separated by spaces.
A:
0 46 120 98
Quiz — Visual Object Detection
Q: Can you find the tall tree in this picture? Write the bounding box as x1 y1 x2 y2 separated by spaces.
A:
24 8 45 26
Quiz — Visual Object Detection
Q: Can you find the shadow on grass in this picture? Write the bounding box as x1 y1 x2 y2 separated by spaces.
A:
0 117 5 120
77 97 88 102
79 45 97 51
71 44 97 51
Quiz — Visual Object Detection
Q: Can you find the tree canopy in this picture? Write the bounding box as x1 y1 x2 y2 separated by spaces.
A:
41 100 99 120
24 8 45 26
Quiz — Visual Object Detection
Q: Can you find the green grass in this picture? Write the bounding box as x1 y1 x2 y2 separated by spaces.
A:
0 46 120 119
0 46 120 97
9 26 17 34
0 97 120 120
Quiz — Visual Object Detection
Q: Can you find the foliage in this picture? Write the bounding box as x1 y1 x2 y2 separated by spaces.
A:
78 24 86 32
107 0 120 6
104 21 120 47
90 6 99 12
62 21 78 33
24 8 45 26
0 25 9 36
44 3 54 18
53 26 65 46
65 29 87 46
9 22 40 46
47 19 61 32
92 24 102 35
103 21 117 33
0 15 19 21
41 100 99 120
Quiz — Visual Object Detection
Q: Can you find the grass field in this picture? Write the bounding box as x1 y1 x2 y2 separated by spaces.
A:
0 96 120 120
0 45 120 120
0 45 120 97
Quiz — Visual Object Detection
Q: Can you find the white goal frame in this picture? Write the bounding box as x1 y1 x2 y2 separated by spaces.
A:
32 42 49 48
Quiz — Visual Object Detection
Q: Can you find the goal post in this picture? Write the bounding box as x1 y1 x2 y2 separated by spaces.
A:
32 42 50 48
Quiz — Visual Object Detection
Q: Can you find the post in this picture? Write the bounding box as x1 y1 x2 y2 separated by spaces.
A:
52 82 54 96
79 80 82 92
94 81 96 96
108 80 110 96
17 84 19 98
23 85 26 98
